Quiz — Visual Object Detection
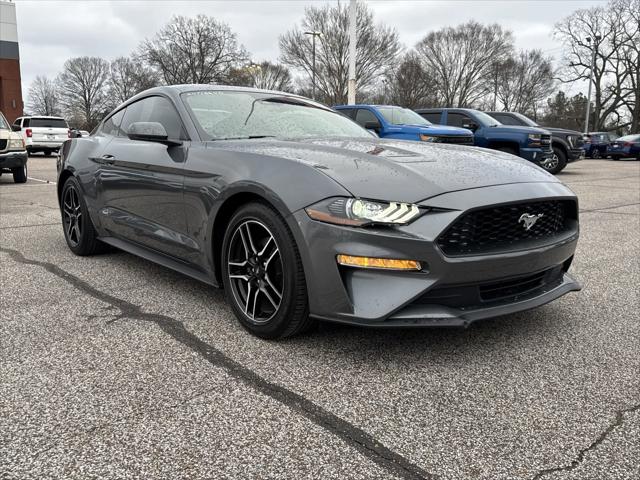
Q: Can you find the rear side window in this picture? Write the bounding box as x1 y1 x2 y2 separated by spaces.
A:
337 108 355 119
30 118 68 128
121 96 186 140
102 109 126 137
354 108 379 127
420 112 442 124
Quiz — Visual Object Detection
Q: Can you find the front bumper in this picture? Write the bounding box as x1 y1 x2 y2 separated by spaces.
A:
289 182 580 327
520 147 553 164
567 148 585 162
0 150 28 169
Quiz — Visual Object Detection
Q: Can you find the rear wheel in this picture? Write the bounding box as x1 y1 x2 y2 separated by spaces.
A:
592 149 601 159
221 202 312 339
61 176 103 256
12 164 27 183
540 147 567 174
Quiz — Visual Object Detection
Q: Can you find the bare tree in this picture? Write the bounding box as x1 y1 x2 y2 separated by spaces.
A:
494 50 555 114
27 76 60 116
140 15 248 85
616 0 639 131
57 56 110 130
415 22 513 107
383 51 438 109
248 62 293 91
554 0 637 131
279 1 401 105
108 56 159 106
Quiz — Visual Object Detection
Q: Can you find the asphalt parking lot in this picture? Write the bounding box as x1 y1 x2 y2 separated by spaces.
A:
1 154 638 480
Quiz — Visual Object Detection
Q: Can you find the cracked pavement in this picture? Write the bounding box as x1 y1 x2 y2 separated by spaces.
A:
1 156 639 479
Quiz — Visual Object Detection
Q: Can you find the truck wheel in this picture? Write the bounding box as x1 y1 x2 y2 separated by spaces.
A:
592 149 601 159
541 147 567 174
12 164 27 183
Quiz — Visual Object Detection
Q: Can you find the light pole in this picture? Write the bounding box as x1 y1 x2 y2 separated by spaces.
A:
584 34 601 134
304 31 322 100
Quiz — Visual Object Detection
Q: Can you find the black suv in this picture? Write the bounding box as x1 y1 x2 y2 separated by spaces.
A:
486 111 584 174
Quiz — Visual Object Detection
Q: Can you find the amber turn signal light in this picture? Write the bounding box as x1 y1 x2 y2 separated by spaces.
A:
336 254 422 271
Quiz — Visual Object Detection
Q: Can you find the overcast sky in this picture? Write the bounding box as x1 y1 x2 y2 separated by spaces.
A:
15 0 607 100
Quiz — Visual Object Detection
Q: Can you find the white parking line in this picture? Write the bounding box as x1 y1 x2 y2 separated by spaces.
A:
27 177 57 185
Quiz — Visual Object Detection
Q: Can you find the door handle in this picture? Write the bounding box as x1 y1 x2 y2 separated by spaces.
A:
101 154 115 165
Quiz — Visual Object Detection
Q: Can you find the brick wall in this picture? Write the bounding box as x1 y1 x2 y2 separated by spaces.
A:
0 58 23 124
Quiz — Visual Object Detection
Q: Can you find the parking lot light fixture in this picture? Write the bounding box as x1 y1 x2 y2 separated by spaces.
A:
304 31 323 100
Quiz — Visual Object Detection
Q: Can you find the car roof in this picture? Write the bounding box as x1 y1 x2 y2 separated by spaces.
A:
22 115 66 119
415 107 477 113
334 104 404 109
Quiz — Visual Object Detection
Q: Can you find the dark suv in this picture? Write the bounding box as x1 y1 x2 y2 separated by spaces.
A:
486 111 584 174
417 108 555 172
583 132 618 159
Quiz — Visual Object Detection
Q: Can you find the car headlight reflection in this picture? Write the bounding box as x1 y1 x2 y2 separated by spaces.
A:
8 138 25 150
306 197 424 226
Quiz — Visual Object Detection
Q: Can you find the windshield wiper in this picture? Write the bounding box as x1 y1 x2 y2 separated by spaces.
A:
211 135 277 141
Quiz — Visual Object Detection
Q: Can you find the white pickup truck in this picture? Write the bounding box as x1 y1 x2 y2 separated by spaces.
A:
12 116 70 156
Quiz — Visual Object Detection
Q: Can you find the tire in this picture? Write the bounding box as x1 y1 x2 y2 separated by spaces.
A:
540 146 567 174
592 149 601 159
60 176 104 256
496 146 518 156
12 164 27 183
44 149 52 157
610 155 620 161
221 202 313 339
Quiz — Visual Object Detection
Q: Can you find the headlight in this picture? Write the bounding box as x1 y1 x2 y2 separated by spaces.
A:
528 134 541 142
419 134 437 142
566 135 576 147
8 138 25 149
306 197 424 226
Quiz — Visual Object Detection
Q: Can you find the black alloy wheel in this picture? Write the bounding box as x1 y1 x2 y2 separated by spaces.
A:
61 177 103 255
222 203 312 338
540 147 567 174
592 149 601 159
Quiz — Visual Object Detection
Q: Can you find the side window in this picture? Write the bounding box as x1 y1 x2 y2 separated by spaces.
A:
22 118 30 128
102 109 126 137
420 112 441 123
13 118 21 129
446 113 473 128
121 96 186 140
354 109 380 127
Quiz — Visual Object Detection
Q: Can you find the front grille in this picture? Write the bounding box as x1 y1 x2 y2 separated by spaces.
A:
0 139 7 151
437 200 577 256
436 135 474 146
541 134 551 146
413 266 564 310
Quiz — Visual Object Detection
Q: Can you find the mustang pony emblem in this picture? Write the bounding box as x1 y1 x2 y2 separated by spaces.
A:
518 213 544 231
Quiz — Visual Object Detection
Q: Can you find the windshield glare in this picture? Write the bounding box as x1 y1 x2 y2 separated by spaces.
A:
378 107 431 126
513 112 538 127
0 113 8 130
617 134 639 142
474 111 502 127
182 90 372 140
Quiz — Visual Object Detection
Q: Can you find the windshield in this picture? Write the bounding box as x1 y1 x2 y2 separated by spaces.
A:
30 118 68 128
474 111 502 127
511 112 538 127
617 134 640 142
377 107 431 126
182 90 372 140
0 113 8 130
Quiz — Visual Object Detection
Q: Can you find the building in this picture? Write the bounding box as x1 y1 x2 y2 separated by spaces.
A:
0 0 23 124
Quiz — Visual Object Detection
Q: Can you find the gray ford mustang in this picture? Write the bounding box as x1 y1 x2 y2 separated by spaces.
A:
57 85 581 338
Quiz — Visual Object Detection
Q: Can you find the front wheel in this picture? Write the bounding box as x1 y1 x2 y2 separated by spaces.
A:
591 149 601 159
221 202 313 339
540 147 567 174
12 164 27 183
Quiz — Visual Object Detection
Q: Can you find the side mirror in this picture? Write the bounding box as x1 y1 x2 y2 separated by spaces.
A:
127 122 181 145
364 121 381 132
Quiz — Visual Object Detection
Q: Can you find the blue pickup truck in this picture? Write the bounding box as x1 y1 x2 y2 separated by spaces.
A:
416 108 557 173
334 104 474 145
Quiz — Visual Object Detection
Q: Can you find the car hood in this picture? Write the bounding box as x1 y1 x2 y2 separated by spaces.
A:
489 125 551 135
388 124 472 136
210 137 559 204
540 126 582 136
